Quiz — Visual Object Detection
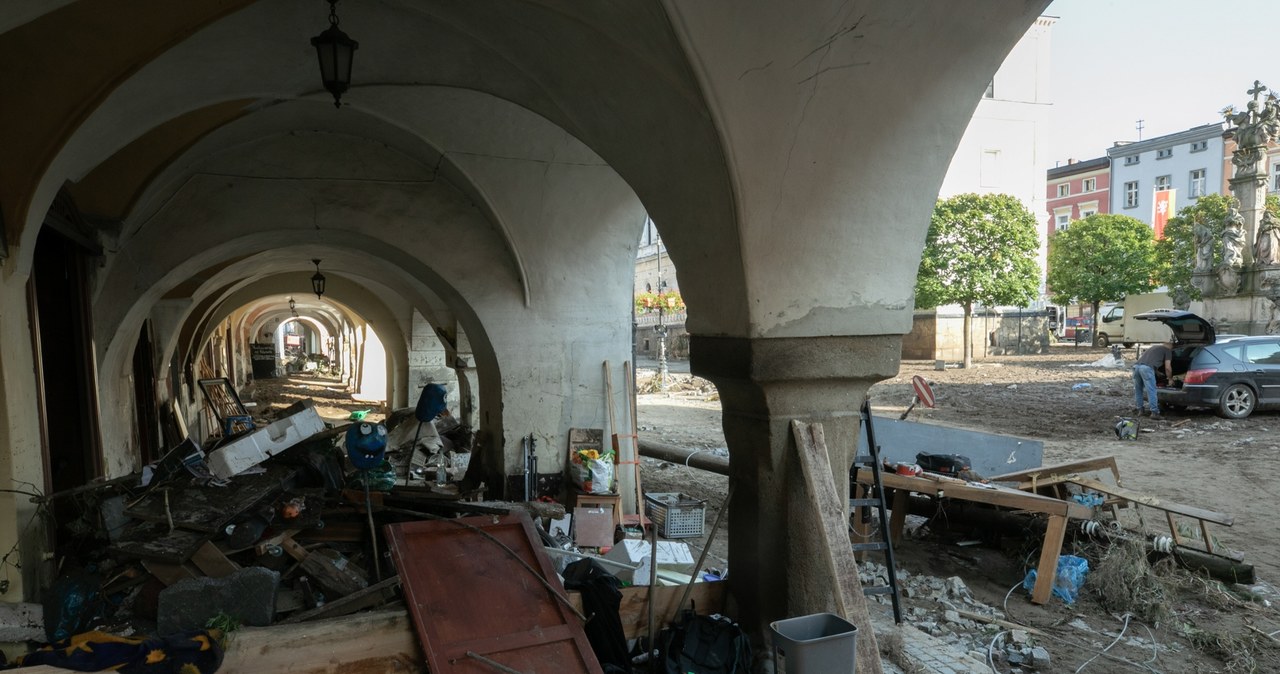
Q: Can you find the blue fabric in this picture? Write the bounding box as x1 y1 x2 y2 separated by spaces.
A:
1132 363 1159 413
13 629 224 673
415 383 448 422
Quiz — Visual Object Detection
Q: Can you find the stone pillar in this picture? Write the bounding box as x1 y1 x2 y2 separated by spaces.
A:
1230 171 1268 267
691 334 899 669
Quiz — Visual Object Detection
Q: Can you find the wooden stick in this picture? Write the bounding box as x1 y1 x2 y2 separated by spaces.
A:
955 609 1044 636
647 522 660 674
672 484 733 623
625 360 645 522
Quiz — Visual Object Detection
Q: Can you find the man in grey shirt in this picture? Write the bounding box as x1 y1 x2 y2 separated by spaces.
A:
1132 341 1173 419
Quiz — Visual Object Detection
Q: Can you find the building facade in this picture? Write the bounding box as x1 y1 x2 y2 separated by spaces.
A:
1045 156 1110 238
1106 122 1228 226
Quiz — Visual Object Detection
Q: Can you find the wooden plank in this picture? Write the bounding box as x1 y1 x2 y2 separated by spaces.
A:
857 471 1093 519
385 513 603 674
1067 477 1233 526
568 581 727 640
990 456 1120 484
13 611 422 674
190 540 241 578
792 420 884 674
141 560 199 586
889 489 909 545
279 576 401 625
109 522 208 564
1031 515 1068 605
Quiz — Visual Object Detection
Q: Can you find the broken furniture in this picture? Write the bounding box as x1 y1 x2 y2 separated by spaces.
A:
852 469 1093 605
571 490 622 531
385 512 604 674
198 377 255 437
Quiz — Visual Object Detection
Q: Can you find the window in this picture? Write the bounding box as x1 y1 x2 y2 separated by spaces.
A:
1156 148 1173 159
1191 140 1208 152
1245 341 1280 365
1124 155 1140 166
1155 175 1171 191
1273 163 1280 191
1190 169 1206 198
1056 183 1070 197
1055 212 1071 232
1124 181 1139 208
983 80 994 98
1080 208 1097 218
1082 177 1096 192
980 150 1000 187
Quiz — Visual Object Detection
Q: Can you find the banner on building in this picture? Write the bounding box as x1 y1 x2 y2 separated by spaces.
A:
1152 189 1176 239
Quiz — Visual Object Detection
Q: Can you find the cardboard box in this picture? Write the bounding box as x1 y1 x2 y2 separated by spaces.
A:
207 400 325 479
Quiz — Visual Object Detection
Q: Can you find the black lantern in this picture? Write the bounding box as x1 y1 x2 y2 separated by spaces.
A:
288 297 296 311
311 259 326 299
310 0 358 108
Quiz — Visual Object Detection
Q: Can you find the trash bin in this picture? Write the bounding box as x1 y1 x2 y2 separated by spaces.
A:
770 612 857 674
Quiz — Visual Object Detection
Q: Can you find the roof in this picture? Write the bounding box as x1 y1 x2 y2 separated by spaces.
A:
1047 156 1109 179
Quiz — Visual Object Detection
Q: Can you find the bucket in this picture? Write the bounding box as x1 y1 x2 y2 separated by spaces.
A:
770 612 857 674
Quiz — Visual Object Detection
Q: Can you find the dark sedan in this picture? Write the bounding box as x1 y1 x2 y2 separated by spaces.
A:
1136 310 1280 419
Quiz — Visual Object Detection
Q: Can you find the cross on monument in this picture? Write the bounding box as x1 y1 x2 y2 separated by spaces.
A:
1248 79 1267 102
1135 119 1144 140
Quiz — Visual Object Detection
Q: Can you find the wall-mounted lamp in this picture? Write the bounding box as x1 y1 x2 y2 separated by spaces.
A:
311 259 326 299
310 0 358 108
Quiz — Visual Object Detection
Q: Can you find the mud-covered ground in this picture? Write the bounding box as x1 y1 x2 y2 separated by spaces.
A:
636 345 1280 673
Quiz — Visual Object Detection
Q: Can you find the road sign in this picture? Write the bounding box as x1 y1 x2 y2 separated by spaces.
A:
911 375 935 408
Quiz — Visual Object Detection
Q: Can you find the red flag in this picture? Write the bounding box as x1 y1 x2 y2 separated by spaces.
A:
1152 189 1176 239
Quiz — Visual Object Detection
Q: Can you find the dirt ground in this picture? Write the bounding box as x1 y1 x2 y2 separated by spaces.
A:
635 345 1280 673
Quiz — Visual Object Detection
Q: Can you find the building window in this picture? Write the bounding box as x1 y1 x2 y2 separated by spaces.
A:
1156 148 1173 159
1124 155 1140 166
1190 169 1206 197
980 150 1000 187
1082 177 1096 192
1055 212 1071 232
1124 181 1139 208
1273 163 1280 191
1191 140 1208 152
1080 208 1097 218
1056 183 1070 197
984 80 994 98
1155 175 1171 191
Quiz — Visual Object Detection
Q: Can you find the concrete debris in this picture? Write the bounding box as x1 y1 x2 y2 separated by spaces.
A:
0 602 44 642
157 567 281 635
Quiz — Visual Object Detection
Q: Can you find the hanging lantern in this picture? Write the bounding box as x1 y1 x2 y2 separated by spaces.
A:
310 0 358 108
311 259 326 299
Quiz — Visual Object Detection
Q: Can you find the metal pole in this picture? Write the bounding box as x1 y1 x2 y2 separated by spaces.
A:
657 244 668 391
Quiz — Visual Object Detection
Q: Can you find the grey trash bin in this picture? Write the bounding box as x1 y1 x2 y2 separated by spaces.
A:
770 612 857 674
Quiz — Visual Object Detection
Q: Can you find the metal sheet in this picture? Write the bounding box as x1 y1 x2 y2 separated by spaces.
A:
857 415 1043 477
385 513 603 674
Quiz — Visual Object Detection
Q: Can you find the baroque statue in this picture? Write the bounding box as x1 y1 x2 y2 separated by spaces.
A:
1256 210 1280 266
1223 81 1280 177
1218 205 1246 294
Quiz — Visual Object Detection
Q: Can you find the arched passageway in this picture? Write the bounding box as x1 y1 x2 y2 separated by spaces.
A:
0 1 1051 657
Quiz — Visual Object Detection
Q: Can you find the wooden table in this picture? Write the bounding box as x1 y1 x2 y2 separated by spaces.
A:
852 471 1092 605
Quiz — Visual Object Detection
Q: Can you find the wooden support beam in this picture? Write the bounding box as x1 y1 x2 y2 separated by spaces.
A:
1031 515 1068 605
991 456 1121 485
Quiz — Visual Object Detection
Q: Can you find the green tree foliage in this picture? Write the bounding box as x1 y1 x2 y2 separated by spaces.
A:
915 193 1040 366
1046 214 1157 345
1156 194 1280 306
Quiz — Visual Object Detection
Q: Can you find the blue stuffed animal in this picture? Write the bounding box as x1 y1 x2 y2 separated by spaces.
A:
346 421 388 470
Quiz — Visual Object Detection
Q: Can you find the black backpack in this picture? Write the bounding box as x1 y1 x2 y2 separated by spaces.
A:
916 452 971 476
660 609 753 674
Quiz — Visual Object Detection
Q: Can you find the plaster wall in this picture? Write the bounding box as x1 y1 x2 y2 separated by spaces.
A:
664 1 1051 338
1108 124 1227 224
408 310 458 412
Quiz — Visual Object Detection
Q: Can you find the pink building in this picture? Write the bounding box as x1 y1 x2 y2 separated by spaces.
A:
1045 156 1110 239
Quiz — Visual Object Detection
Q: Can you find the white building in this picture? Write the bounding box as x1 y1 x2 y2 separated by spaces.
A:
938 16 1055 284
1106 122 1227 225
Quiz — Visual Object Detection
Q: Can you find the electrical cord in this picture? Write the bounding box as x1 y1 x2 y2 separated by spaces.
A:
1074 613 1132 673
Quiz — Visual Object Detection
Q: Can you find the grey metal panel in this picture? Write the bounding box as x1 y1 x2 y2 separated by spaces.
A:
856 416 1043 477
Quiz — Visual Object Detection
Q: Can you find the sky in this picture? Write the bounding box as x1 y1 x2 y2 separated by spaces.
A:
1044 0 1280 166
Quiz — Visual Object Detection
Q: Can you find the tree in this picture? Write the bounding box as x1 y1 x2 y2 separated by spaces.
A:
1156 193 1280 307
1046 214 1157 346
915 193 1041 367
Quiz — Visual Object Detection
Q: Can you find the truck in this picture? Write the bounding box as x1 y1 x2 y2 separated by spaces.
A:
1096 291 1173 347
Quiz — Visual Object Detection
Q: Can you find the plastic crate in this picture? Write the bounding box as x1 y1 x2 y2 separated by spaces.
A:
644 492 706 538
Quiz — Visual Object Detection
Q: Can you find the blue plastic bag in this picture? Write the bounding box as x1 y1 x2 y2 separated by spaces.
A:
1022 554 1089 604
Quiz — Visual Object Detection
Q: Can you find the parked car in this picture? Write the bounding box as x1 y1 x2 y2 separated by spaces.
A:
1135 309 1280 418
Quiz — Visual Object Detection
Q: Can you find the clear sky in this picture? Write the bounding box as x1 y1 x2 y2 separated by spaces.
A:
1045 0 1279 167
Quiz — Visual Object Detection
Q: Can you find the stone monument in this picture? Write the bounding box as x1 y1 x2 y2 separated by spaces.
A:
1194 81 1280 334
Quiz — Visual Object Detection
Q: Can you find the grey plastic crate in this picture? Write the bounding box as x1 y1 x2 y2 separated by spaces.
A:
770 612 857 674
643 492 706 538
